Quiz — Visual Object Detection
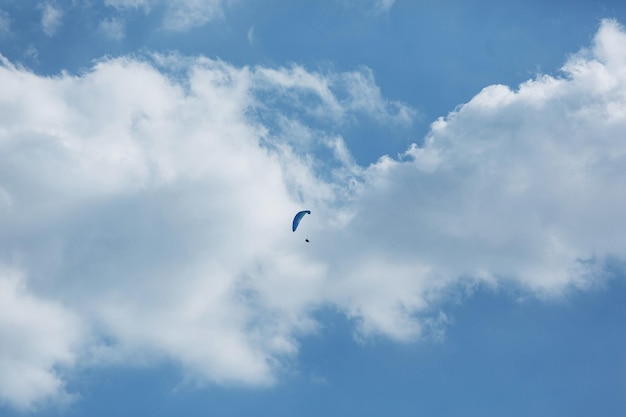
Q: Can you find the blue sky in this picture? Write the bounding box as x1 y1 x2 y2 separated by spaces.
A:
0 1 625 416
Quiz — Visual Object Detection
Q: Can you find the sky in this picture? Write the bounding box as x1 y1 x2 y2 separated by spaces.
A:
0 1 626 416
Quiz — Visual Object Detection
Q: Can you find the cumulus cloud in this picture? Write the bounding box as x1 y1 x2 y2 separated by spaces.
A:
0 266 82 411
1 18 626 412
0 52 409 408
344 18 626 298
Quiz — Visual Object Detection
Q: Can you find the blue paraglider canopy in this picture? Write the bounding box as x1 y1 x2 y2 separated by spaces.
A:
292 210 311 232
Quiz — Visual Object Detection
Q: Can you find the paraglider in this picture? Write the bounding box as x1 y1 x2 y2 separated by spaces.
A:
292 210 311 242
292 210 310 232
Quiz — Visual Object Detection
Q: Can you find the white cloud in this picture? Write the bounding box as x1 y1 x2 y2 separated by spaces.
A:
105 0 230 31
340 0 396 15
342 18 626 300
373 0 395 13
99 16 125 41
339 66 414 125
253 64 412 127
247 25 255 45
104 0 393 31
104 0 152 9
161 0 227 31
0 52 410 408
0 10 10 37
40 3 63 37
23 45 39 63
1 18 626 412
0 266 83 411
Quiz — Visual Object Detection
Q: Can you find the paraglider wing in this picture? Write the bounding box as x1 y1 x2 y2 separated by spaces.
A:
292 210 311 232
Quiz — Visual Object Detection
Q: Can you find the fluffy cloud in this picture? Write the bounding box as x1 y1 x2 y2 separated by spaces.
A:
0 266 82 412
294 19 626 341
344 18 626 299
0 52 408 408
1 18 626 412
